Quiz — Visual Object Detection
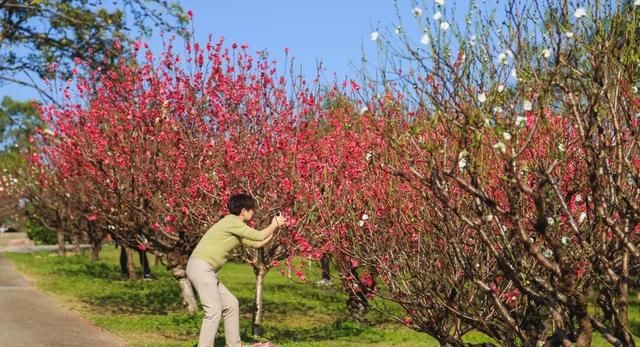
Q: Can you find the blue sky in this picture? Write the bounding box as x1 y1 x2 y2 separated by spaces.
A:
0 0 482 101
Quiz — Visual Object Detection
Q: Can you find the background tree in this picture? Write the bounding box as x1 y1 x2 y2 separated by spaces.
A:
0 0 188 101
311 0 640 346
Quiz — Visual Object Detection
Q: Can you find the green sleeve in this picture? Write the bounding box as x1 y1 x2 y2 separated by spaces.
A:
241 238 262 248
228 219 266 241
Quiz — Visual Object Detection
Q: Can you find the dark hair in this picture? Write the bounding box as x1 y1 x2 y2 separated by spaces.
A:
227 193 257 215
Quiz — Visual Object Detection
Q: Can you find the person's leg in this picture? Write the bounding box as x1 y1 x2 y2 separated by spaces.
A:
138 250 153 278
217 281 241 347
187 258 223 347
119 246 128 278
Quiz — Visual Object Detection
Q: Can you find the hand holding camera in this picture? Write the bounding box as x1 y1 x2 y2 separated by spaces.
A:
272 211 286 227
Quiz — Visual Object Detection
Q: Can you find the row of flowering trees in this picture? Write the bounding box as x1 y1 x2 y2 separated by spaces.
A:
16 0 640 345
300 0 640 346
25 34 324 330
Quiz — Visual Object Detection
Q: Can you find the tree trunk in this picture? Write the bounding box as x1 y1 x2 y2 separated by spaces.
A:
320 254 331 282
87 222 101 262
91 242 101 262
72 235 80 254
252 249 267 337
617 250 635 346
346 291 369 323
126 248 137 280
574 293 593 347
57 231 65 256
171 265 198 313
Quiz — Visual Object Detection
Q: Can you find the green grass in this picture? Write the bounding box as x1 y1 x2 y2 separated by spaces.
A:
6 247 436 347
6 247 640 346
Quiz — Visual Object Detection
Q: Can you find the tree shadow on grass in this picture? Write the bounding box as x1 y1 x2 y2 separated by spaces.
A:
81 279 183 314
262 319 386 344
629 300 640 337
55 261 124 281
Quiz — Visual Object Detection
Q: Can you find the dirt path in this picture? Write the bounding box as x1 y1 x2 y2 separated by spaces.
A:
0 254 127 347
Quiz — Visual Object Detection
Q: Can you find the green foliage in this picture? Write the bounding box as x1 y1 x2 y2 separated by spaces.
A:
0 96 39 145
25 218 57 245
0 0 187 96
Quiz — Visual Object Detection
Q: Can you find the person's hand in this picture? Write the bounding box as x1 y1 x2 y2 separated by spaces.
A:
272 213 286 227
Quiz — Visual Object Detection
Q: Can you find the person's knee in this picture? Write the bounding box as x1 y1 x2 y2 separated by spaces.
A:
203 307 222 320
228 296 239 312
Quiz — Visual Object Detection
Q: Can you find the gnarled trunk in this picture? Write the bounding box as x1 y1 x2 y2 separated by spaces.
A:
57 231 65 256
171 264 198 313
126 248 137 280
251 248 267 336
346 291 368 323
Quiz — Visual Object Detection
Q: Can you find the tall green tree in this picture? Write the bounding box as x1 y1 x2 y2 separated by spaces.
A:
0 0 188 101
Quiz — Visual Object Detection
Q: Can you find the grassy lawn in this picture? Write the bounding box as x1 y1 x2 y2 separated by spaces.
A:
6 247 640 346
5 247 437 347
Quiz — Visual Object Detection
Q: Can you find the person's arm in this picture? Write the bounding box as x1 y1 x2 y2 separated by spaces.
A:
241 233 274 248
230 215 285 241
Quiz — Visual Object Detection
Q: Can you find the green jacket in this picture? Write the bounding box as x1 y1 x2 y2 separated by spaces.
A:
191 214 266 270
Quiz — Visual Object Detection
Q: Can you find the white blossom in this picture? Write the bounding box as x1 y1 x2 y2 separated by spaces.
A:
547 217 555 226
477 92 487 103
433 11 442 20
440 21 450 31
365 152 372 161
358 220 365 227
574 7 587 19
420 33 430 45
458 157 467 170
370 31 379 41
361 213 369 221
503 132 512 141
413 7 423 17
435 0 445 5
578 212 587 224
558 143 566 152
565 31 574 38
515 116 526 127
458 150 468 171
395 26 402 35
484 117 496 128
543 249 554 258
523 99 533 111
359 106 368 115
575 194 583 202
541 48 551 59
498 52 508 64
497 84 505 93
561 236 570 245
493 142 506 153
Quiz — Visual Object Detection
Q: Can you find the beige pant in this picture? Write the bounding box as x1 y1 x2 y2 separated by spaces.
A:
187 257 241 347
